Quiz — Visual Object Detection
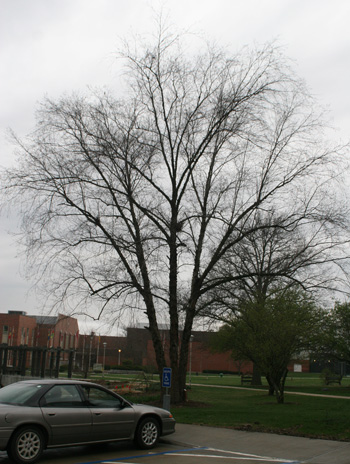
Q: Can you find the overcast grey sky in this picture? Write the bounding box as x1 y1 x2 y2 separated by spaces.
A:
1 0 349 332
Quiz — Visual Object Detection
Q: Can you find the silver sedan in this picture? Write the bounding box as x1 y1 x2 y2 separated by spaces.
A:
0 379 175 464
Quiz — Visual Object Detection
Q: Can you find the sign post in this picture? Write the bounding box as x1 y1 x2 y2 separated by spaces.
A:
162 367 172 411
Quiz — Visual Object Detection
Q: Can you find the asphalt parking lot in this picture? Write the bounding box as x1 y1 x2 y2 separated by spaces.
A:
1 424 350 464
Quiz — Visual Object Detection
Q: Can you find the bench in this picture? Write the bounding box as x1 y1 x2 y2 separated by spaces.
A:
241 374 253 385
325 374 342 385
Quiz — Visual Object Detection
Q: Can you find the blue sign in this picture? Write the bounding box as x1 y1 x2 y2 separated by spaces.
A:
162 367 172 388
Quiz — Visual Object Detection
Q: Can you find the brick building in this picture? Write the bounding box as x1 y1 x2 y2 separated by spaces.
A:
0 311 309 373
75 327 244 373
0 311 37 346
0 311 79 352
120 328 309 374
112 327 253 373
76 334 126 370
0 310 79 369
35 314 79 351
141 329 252 373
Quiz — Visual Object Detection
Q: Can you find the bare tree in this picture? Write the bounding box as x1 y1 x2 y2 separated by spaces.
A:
202 208 350 321
2 30 347 402
204 207 349 390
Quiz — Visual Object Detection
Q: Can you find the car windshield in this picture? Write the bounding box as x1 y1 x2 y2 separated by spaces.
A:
0 383 44 405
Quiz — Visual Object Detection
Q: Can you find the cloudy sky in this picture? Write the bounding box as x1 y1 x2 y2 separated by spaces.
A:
1 0 349 331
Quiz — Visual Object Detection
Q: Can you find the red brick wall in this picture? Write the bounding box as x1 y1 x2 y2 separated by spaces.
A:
77 334 126 368
142 338 309 374
143 339 254 373
0 313 37 346
37 314 79 350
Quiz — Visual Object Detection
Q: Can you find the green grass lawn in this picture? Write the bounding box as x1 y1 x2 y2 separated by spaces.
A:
113 371 350 441
170 385 350 441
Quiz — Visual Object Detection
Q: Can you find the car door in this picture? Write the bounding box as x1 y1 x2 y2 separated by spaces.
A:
80 385 135 441
40 384 93 446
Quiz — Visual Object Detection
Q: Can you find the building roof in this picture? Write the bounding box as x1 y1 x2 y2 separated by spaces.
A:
31 315 58 325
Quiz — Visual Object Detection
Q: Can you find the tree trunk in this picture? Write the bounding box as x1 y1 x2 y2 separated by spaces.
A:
172 303 196 403
266 375 275 396
270 369 288 404
168 216 181 402
275 387 284 404
252 363 262 386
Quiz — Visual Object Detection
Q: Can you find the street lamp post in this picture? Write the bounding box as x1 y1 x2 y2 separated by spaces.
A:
189 335 194 388
103 342 107 374
88 334 94 372
118 349 122 366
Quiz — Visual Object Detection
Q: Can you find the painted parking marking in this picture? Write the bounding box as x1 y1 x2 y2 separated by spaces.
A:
76 447 207 464
165 448 299 462
76 446 299 464
166 456 298 463
205 447 300 463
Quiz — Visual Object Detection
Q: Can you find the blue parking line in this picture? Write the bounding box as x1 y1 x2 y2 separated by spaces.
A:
76 447 208 464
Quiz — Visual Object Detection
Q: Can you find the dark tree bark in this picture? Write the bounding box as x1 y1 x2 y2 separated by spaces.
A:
252 363 262 386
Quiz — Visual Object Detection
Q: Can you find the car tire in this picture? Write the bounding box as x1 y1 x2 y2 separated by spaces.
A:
135 417 160 449
7 426 45 464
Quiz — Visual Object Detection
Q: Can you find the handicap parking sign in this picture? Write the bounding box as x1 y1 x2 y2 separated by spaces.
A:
162 367 172 388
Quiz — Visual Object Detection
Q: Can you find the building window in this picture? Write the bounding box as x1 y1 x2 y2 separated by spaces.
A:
2 326 8 344
21 328 25 345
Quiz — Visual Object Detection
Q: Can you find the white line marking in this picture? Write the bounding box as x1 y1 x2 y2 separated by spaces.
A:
206 447 297 462
165 453 297 464
165 453 281 460
165 447 298 463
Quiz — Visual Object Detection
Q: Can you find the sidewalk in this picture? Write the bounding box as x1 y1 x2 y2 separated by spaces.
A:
168 423 350 464
190 382 350 399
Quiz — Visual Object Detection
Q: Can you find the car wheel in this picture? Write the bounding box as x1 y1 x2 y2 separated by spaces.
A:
7 426 45 464
135 417 160 449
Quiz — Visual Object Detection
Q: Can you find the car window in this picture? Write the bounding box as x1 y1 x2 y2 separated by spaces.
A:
0 383 44 405
41 385 84 408
81 385 122 408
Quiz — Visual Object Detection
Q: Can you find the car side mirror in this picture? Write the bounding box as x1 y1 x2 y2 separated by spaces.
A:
120 400 126 409
120 399 131 409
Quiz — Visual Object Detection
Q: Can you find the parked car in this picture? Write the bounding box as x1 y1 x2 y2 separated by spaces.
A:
0 379 175 464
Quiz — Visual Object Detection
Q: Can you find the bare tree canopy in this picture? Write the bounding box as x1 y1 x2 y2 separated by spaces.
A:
2 30 348 401
200 207 350 324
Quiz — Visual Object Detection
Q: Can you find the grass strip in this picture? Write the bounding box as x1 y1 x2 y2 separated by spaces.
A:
171 386 350 441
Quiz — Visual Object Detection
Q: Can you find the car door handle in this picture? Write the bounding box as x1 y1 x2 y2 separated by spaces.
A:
93 412 102 416
48 413 56 416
